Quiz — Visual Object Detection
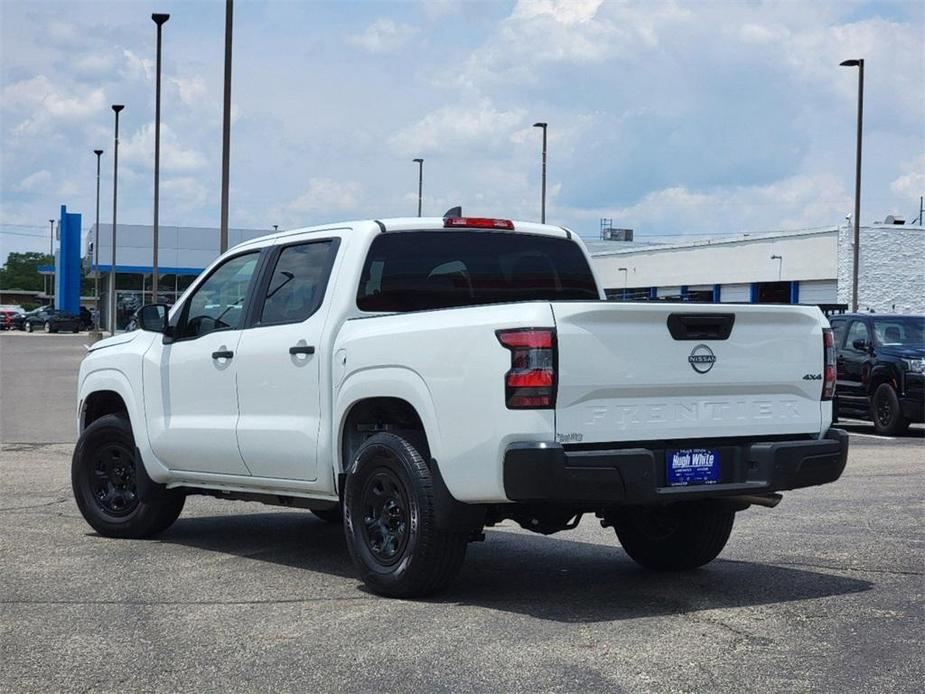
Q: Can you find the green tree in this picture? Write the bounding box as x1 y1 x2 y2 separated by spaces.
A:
0 252 52 291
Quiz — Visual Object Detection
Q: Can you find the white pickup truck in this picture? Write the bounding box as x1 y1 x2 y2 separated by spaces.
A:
73 216 848 597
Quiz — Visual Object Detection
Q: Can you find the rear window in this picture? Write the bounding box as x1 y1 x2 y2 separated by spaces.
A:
357 231 599 312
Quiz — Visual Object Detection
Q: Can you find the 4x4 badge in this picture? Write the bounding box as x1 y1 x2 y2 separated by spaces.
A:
688 344 716 374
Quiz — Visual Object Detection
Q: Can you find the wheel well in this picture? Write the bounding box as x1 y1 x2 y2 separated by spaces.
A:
340 397 428 472
82 390 129 431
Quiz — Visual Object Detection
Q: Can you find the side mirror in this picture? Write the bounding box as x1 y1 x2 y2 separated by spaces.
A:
138 304 170 333
852 338 870 352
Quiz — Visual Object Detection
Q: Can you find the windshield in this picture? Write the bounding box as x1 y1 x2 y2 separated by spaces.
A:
357 231 599 312
872 317 924 347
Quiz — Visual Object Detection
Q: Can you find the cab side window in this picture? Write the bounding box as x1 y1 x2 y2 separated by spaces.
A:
179 252 259 338
258 241 336 325
845 320 870 351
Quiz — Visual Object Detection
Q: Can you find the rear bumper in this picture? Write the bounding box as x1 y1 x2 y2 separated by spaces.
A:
503 429 849 505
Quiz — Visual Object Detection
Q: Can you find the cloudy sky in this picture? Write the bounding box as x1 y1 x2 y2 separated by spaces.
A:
1 0 923 260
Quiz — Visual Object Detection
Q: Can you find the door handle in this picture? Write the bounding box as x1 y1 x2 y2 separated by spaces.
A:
212 350 234 360
289 345 315 355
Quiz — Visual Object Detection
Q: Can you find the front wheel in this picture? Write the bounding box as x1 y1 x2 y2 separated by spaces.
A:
609 503 735 571
343 432 468 598
872 383 910 435
72 414 185 538
25 322 33 333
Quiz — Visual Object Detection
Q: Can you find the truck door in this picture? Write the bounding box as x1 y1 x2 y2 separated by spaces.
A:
233 238 340 484
143 250 261 475
840 319 872 398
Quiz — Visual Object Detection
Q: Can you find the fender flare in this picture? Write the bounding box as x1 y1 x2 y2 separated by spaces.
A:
334 366 443 473
78 368 170 483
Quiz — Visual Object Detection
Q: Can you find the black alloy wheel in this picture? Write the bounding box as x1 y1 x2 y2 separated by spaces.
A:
871 383 910 436
360 468 410 565
89 442 139 516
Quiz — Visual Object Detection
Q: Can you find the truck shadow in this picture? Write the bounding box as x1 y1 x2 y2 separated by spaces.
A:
161 511 873 624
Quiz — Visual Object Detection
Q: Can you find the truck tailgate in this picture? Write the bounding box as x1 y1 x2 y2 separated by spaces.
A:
552 302 826 443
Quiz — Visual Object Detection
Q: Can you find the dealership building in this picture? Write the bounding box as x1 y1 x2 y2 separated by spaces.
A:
587 222 924 314
44 215 923 330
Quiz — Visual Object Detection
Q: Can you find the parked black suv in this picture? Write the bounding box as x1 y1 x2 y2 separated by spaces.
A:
829 314 924 434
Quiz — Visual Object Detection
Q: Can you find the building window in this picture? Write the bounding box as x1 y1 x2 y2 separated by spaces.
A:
755 281 791 303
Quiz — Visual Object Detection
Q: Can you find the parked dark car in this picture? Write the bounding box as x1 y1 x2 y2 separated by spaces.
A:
829 313 924 435
11 306 49 330
21 309 81 334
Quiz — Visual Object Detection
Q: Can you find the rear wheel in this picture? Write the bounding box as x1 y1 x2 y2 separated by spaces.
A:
609 502 735 571
72 414 185 538
44 321 54 333
343 432 468 598
872 383 910 435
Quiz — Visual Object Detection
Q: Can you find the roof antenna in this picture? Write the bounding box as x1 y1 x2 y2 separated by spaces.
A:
443 206 462 218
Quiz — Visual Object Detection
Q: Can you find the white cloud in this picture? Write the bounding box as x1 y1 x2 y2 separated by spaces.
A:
119 122 208 173
348 19 417 54
511 0 604 25
389 99 526 155
162 177 210 210
2 75 106 133
890 153 925 198
169 76 209 107
15 170 52 192
288 178 362 214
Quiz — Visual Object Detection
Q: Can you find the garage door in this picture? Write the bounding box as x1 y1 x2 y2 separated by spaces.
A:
720 284 750 302
798 280 837 304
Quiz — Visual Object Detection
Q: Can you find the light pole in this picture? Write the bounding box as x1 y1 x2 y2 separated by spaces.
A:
93 149 103 311
152 13 169 302
413 158 423 216
533 122 547 223
273 224 279 231
220 0 234 253
840 58 864 312
110 104 124 334
48 219 55 305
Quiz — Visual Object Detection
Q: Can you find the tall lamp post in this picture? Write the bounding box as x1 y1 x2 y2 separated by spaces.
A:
110 104 124 334
533 122 547 223
48 219 55 305
152 13 169 302
840 58 864 312
93 149 103 311
413 158 423 216
219 0 234 253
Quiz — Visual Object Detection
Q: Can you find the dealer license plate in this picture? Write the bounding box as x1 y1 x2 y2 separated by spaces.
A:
666 448 720 487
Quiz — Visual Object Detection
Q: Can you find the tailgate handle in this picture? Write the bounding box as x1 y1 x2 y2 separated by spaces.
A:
667 313 735 340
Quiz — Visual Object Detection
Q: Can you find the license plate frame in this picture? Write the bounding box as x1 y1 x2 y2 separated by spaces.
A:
666 448 720 487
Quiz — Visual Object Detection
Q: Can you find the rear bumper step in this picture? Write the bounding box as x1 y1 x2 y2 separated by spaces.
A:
503 429 849 505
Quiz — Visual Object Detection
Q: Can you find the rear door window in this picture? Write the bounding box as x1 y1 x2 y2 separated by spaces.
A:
357 231 598 312
257 240 338 325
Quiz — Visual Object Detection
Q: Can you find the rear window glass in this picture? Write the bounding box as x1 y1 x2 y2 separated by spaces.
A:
357 231 599 312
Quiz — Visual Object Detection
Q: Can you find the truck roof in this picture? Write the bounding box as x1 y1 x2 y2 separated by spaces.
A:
232 217 576 251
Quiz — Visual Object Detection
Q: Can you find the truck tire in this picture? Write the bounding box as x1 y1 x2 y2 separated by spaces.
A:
343 432 468 598
609 502 734 571
871 383 910 436
72 414 185 538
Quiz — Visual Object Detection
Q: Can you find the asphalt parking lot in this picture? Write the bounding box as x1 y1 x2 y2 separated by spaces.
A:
1 332 922 693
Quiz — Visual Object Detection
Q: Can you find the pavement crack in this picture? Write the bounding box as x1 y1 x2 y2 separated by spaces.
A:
0 596 377 607
775 560 923 577
0 497 69 512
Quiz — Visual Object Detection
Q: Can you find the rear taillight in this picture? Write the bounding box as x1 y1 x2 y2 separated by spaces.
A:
496 328 557 409
822 328 836 400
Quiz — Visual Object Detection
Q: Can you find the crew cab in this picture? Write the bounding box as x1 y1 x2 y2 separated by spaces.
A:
72 217 848 597
829 313 924 434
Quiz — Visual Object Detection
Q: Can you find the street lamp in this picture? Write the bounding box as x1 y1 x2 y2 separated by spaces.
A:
110 104 124 334
220 0 234 253
413 158 423 217
152 13 169 302
533 122 547 223
93 149 103 308
840 58 864 312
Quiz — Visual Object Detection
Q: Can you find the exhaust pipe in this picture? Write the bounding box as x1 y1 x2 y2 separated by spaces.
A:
731 493 783 508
